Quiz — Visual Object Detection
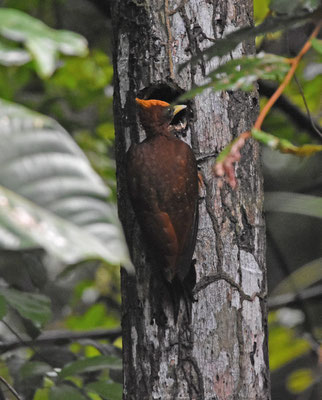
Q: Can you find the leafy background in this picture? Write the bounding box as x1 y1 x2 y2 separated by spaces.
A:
0 0 321 399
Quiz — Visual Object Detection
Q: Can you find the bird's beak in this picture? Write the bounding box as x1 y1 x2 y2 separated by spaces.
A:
173 104 187 116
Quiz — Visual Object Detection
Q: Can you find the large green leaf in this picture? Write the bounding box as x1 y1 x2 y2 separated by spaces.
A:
1 287 51 327
265 192 322 219
0 185 125 266
60 355 122 379
0 8 88 77
0 99 131 269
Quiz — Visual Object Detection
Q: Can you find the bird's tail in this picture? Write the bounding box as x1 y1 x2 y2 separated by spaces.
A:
165 275 195 324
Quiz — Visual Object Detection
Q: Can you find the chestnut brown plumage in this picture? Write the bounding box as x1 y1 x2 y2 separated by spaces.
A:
126 98 198 286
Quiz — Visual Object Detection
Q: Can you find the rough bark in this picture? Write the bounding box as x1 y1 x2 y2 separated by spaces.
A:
112 1 270 399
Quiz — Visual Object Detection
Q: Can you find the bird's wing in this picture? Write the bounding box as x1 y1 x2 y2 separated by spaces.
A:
126 138 198 282
175 199 198 282
166 143 198 282
126 143 179 281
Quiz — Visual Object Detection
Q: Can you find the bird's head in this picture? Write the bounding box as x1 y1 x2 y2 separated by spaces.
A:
135 98 186 137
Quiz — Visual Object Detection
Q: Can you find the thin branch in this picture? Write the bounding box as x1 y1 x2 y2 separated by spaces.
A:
0 377 22 400
268 284 322 310
293 74 322 137
0 327 122 353
1 320 50 364
258 80 322 142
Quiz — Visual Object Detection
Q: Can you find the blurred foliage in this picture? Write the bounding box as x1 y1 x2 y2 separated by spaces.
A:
179 1 319 73
179 52 290 101
0 2 124 399
269 312 311 371
0 8 88 77
252 129 322 155
0 99 130 267
253 1 322 399
286 368 315 394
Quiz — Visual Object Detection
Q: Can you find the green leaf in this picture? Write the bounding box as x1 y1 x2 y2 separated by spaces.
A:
60 355 122 379
25 36 58 78
0 38 31 66
1 287 51 327
66 303 119 330
0 185 128 267
254 0 270 23
49 384 86 400
20 361 53 380
311 38 322 54
86 381 122 400
179 10 317 72
252 129 322 155
0 99 132 270
265 192 322 219
179 53 289 101
34 387 50 400
0 294 7 319
0 8 88 77
271 257 322 296
268 321 310 370
286 368 314 394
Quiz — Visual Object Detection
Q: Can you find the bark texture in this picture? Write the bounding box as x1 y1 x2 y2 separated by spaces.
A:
112 1 270 399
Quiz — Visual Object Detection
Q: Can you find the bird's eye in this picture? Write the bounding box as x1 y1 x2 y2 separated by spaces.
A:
164 107 173 118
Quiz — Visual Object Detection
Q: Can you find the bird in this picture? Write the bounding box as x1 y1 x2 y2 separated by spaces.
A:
126 98 198 300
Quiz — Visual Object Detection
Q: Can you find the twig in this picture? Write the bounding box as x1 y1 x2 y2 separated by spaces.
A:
268 284 322 310
0 377 22 400
164 0 175 80
0 327 122 353
254 20 322 130
293 74 322 138
1 320 51 364
214 20 322 187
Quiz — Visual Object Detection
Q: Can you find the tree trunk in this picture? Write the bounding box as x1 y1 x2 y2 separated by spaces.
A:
112 1 270 399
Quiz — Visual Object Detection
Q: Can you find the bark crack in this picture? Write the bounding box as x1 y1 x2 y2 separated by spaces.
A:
181 356 205 399
203 177 224 270
164 0 175 79
168 0 188 16
236 306 245 395
193 271 265 302
178 5 206 79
